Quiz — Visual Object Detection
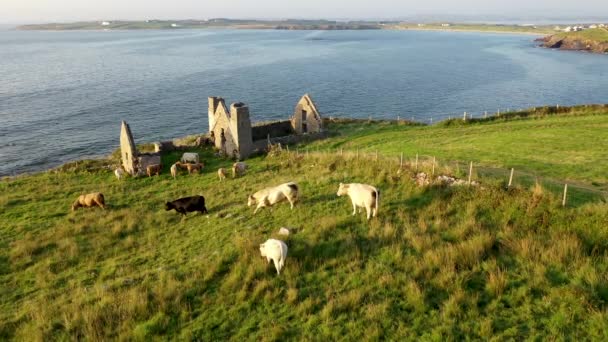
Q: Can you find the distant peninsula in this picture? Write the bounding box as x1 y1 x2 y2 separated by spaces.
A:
537 28 608 54
16 19 562 35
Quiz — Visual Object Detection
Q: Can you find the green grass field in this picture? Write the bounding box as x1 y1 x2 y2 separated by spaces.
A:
555 28 608 43
1 110 608 340
311 106 608 191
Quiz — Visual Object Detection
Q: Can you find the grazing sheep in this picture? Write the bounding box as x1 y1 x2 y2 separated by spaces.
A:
170 162 180 179
259 239 288 275
232 162 248 178
248 182 299 214
114 167 125 180
146 164 162 177
186 162 204 174
181 152 200 164
72 192 106 211
217 168 227 181
336 183 379 220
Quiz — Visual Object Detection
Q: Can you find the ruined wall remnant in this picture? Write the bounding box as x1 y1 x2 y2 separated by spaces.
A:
208 98 254 159
138 154 162 174
120 121 137 175
290 94 323 134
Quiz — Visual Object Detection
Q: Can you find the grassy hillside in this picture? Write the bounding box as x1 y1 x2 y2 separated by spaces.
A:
1 117 608 340
390 23 556 35
555 28 608 43
312 106 608 191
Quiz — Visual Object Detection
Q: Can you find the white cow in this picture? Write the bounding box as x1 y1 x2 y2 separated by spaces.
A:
336 183 379 220
259 239 288 275
232 162 248 178
180 152 200 164
114 167 125 180
248 182 299 214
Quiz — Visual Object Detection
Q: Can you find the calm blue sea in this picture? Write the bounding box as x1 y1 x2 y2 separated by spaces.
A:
1 28 607 176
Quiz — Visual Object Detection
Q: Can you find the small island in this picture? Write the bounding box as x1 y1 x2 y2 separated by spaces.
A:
537 27 608 54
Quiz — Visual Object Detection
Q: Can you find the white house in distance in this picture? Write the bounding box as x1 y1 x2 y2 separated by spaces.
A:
101 21 111 26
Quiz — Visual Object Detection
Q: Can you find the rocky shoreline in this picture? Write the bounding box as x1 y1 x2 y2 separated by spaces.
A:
536 33 608 54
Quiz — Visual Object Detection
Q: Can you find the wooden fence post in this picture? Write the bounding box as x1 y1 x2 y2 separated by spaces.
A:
484 111 487 118
356 148 359 160
415 154 419 171
375 150 378 161
562 184 568 207
400 152 403 169
432 156 436 176
468 161 473 185
508 168 514 188
463 112 467 121
340 148 343 156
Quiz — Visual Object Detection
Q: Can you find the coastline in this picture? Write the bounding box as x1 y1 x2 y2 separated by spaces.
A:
387 26 546 36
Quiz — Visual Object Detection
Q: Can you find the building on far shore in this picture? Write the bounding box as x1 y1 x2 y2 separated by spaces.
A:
101 21 111 26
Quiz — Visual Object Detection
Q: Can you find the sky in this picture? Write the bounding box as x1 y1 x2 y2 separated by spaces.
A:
2 0 608 24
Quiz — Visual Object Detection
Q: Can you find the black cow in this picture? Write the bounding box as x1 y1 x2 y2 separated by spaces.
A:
165 195 208 216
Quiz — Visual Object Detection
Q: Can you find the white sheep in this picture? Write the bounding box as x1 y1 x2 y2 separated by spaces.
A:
114 167 125 180
259 239 288 275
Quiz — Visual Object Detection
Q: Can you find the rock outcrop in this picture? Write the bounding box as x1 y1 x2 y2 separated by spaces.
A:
537 31 608 54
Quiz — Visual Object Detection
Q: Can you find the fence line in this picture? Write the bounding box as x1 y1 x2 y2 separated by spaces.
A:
285 147 607 207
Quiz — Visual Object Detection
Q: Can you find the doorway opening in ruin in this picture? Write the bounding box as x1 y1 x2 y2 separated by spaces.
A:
301 110 307 133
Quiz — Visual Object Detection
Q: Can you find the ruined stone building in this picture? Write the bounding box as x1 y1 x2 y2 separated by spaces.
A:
208 94 323 159
119 121 161 176
118 94 324 171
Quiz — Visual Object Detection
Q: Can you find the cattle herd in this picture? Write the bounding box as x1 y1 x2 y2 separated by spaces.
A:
73 152 380 275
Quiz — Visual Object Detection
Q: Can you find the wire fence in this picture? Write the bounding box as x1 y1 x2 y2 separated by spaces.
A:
327 104 608 125
289 146 607 208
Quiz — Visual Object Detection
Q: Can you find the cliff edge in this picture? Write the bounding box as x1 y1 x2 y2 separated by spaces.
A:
537 28 608 54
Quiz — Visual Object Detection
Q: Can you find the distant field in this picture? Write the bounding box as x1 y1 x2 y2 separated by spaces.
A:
17 20 560 34
555 28 608 42
311 107 608 190
390 23 556 35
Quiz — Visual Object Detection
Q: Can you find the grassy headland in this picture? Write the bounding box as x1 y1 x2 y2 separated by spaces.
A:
538 28 608 53
1 107 608 340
